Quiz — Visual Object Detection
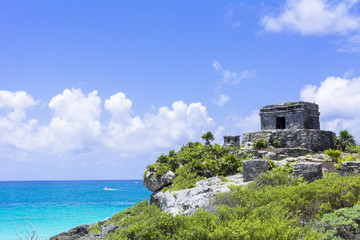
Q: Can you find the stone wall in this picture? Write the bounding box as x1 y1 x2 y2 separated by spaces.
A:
294 163 323 182
243 160 268 182
242 129 335 152
341 161 360 176
260 101 320 130
223 135 240 146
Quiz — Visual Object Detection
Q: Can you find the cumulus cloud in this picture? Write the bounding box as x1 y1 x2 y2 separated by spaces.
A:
300 75 360 140
103 97 214 154
0 89 102 153
0 89 214 156
215 110 260 143
262 0 360 35
212 60 256 85
0 90 38 121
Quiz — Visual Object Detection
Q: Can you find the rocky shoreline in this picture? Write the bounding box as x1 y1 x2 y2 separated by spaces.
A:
49 149 342 240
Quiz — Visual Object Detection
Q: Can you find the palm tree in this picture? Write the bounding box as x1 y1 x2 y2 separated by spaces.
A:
201 131 214 146
335 130 356 151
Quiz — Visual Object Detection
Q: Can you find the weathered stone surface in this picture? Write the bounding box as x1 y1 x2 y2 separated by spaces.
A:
260 101 320 130
242 129 335 152
223 135 240 146
341 161 360 176
100 223 118 238
50 218 116 240
243 160 268 182
143 170 175 192
237 148 312 161
49 223 94 240
294 163 322 182
151 174 247 216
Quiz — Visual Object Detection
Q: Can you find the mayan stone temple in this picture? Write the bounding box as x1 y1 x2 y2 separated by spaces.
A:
242 101 335 152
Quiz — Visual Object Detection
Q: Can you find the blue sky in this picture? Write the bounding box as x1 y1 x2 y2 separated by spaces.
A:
1 0 360 180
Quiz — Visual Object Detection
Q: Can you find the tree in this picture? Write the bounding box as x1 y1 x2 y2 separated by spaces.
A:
335 129 356 151
202 131 214 146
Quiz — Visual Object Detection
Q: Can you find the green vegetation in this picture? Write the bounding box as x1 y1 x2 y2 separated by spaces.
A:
319 204 360 239
253 138 268 149
324 149 342 162
201 131 214 146
335 130 356 151
102 172 360 239
335 155 356 170
272 138 279 147
88 222 101 234
346 144 360 154
145 136 250 192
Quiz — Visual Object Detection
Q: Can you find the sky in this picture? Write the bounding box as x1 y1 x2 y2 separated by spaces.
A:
1 0 360 180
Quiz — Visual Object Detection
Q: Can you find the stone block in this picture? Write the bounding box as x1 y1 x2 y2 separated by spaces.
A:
243 160 268 182
242 129 335 151
294 163 322 182
341 161 360 176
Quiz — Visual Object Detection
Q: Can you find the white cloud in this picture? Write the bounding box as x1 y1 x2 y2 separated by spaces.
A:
214 94 230 106
0 90 38 121
215 110 260 143
262 0 360 35
212 60 256 85
0 89 214 156
337 33 360 52
300 75 360 140
103 97 214 154
0 89 103 153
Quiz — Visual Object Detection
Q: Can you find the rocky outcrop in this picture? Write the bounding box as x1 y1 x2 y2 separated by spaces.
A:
143 170 175 192
49 218 116 240
49 223 94 240
150 174 247 216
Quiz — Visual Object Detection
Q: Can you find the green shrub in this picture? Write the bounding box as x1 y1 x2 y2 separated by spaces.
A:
213 173 360 221
346 144 360 154
335 155 356 170
319 204 360 240
267 159 275 170
324 149 342 162
145 138 250 192
166 164 205 191
272 139 279 146
105 198 323 240
253 166 304 187
253 138 268 149
88 222 101 234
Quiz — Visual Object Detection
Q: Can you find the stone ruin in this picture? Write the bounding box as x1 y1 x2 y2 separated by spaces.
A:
241 101 335 152
293 163 323 182
242 160 324 183
341 161 360 176
223 135 240 146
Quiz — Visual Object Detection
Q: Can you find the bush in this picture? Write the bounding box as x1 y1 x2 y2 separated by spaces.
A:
253 166 304 187
105 199 323 240
213 173 360 222
324 149 342 162
319 204 360 240
335 155 356 170
253 138 268 149
346 144 360 154
145 140 251 192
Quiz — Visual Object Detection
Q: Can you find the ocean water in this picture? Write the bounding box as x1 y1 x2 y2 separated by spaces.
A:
0 180 151 240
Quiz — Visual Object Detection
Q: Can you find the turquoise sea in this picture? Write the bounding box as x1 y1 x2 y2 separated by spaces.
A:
0 180 151 240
